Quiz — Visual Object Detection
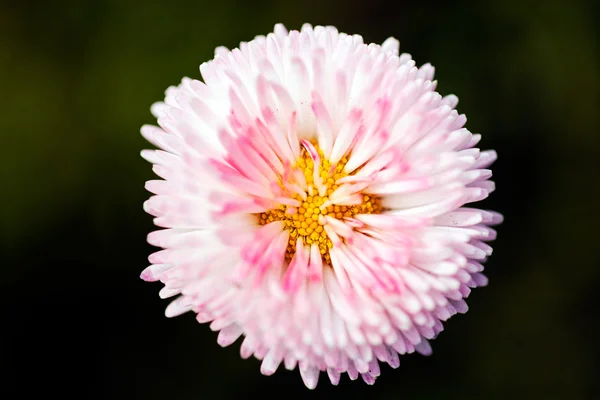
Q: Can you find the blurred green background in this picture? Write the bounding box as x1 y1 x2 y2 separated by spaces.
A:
1 0 597 398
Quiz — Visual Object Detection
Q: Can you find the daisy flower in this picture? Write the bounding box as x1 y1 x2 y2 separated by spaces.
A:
140 23 502 388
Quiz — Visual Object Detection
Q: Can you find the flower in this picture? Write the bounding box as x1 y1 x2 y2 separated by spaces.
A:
140 23 502 388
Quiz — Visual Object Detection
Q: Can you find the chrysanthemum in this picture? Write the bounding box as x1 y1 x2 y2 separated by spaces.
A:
140 23 501 388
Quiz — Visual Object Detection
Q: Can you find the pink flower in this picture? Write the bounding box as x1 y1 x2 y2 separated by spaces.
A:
140 23 502 388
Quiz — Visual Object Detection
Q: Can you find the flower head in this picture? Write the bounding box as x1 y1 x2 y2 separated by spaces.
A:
141 23 502 388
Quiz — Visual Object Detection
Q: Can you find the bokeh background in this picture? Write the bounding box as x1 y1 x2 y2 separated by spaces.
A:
1 0 597 398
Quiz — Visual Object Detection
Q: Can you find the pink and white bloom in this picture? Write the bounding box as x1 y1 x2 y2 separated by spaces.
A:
140 23 502 388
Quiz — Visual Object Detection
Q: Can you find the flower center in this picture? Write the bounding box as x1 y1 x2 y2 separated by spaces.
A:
258 141 381 264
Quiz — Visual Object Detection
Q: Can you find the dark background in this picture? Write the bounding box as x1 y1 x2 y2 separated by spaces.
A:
1 0 597 398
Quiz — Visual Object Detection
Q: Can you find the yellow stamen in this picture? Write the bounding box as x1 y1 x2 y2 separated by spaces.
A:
258 142 382 264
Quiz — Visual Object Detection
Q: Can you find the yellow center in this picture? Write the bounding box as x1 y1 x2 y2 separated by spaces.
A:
258 142 381 264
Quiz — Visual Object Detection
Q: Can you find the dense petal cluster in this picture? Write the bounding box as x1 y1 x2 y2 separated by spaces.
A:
140 23 501 388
